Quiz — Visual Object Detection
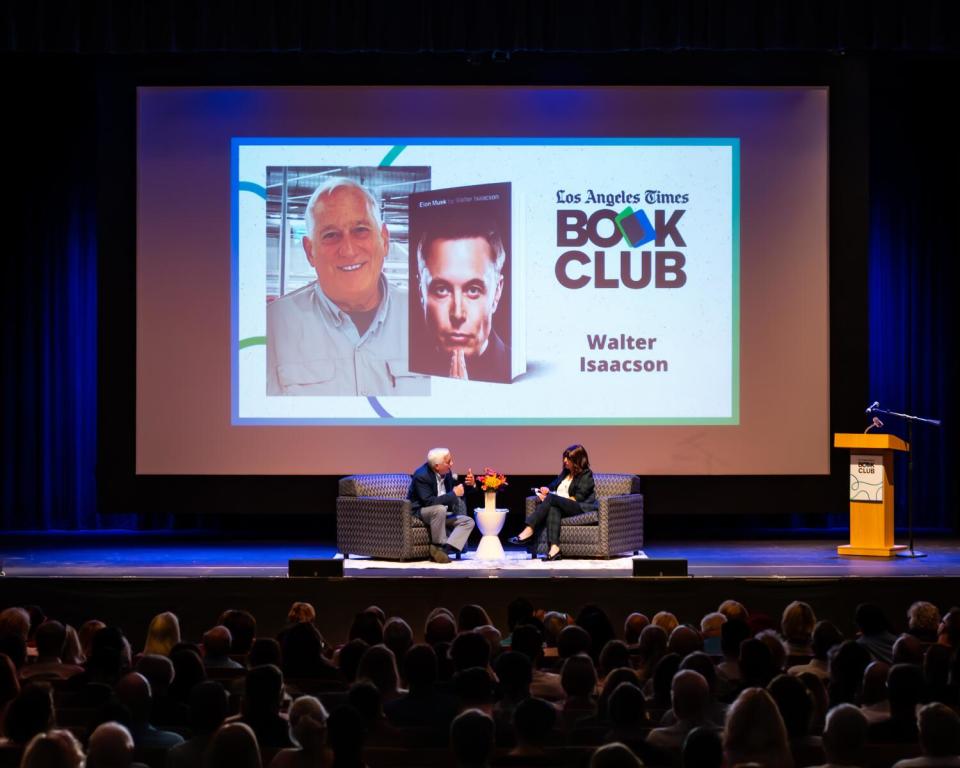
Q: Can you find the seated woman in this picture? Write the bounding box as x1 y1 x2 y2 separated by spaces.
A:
509 444 598 561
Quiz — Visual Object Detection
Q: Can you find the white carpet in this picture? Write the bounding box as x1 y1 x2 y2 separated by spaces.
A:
341 550 646 577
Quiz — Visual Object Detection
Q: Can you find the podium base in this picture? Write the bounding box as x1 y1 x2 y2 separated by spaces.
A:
838 544 908 558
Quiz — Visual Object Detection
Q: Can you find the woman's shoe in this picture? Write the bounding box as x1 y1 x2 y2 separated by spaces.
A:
545 550 563 562
508 535 532 546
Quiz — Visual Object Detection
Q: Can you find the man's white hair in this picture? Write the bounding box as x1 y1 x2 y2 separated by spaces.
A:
303 176 383 236
427 447 451 469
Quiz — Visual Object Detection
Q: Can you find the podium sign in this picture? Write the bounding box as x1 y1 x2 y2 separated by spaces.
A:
834 433 908 557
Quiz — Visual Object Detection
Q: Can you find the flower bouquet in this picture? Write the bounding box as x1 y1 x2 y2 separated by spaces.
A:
476 468 508 512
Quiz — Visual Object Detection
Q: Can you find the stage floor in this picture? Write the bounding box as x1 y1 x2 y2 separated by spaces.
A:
2 537 958 578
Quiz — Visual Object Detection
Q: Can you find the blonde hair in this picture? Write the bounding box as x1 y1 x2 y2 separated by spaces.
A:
144 612 181 656
724 687 793 768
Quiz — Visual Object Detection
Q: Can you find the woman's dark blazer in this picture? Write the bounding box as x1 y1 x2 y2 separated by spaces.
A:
547 467 598 512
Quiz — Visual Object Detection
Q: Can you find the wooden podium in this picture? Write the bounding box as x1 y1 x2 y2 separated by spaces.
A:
834 433 909 557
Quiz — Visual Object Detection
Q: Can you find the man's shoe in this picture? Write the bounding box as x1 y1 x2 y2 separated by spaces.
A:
444 545 463 560
429 545 451 564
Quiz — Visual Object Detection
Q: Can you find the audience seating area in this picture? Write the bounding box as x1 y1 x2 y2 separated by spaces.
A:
2 594 960 768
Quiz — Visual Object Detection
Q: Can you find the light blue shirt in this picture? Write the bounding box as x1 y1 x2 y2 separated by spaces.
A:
266 276 429 396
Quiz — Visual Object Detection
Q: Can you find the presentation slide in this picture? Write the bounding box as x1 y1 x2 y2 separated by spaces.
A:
236 139 737 424
138 86 827 475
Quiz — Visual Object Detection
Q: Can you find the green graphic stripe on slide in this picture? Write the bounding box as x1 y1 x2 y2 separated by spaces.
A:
239 336 266 349
379 145 406 167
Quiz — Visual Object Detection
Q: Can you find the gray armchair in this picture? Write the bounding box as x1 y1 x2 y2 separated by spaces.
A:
336 474 430 560
525 473 643 558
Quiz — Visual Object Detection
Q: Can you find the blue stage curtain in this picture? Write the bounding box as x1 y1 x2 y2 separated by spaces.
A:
868 66 957 533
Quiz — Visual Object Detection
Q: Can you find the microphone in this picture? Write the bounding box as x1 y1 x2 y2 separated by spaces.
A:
452 472 458 481
865 401 879 415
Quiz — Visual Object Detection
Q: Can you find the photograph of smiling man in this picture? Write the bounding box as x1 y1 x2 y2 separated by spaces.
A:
266 168 431 396
409 182 518 384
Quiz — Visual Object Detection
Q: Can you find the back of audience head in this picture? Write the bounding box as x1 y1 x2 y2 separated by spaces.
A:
202 625 234 660
827 640 871 705
287 601 316 625
349 610 383 646
451 630 491 672
561 653 598 698
651 653 682 707
887 662 924 715
34 619 67 659
668 625 704 658
450 708 495 768
755 628 787 672
575 604 615 661
557 624 592 659
86 721 135 768
917 701 960 757
115 672 154 725
495 651 532 699
607 680 645 729
906 600 940 642
509 624 544 665
383 616 413 663
637 623 668 664
89 626 131 682
454 667 496 709
356 644 400 696
144 612 181 656
679 651 718 697
190 680 229 733
62 624 84 665
288 695 328 753
541 611 570 647
700 611 726 639
723 687 792 768
20 729 84 768
475 625 503 659
623 612 649 644
204 721 262 768
425 611 456 647
458 604 492 633
780 601 816 647
767 673 813 740
79 619 107 660
348 679 385 723
651 610 679 635
598 639 630 677
0 607 30 641
821 703 868 766
682 726 723 768
512 697 555 748
507 597 535 631
136 654 174 697
892 632 924 665
718 599 749 623
810 620 843 661
720 618 750 660
855 602 891 636
281 621 324 674
169 646 207 701
671 669 709 722
337 638 370 683
218 609 257 654
403 643 438 691
244 664 284 716
860 660 891 705
3 682 54 744
590 742 643 768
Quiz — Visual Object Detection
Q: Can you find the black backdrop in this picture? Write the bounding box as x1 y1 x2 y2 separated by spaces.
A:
2 2 957 534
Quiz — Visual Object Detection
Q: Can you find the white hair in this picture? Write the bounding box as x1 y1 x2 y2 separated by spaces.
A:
303 177 383 236
427 447 451 469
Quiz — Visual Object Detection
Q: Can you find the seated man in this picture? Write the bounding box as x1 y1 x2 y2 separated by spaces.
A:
407 447 476 563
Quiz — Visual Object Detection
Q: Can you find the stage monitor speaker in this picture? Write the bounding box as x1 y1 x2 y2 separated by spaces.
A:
632 558 688 577
288 559 344 578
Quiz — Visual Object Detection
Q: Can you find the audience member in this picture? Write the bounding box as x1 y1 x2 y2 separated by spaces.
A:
860 660 892 723
700 612 726 655
204 722 262 768
893 633 926 666
227 664 292 749
682 725 723 768
867 663 924 743
269 695 329 768
937 607 960 648
718 600 749 624
248 638 282 669
20 620 84 681
86 721 146 768
166 680 229 768
755 628 788 673
424 609 457 647
605 681 671 766
723 686 793 768
768 673 824 767
716 618 750 699
348 612 383 647
576 605 616 663
202 626 243 670
2 682 53 745
384 644 457 739
652 611 679 636
450 708 495 768
78 620 107 662
136 653 187 727
336 639 369 684
557 653 598 731
326 705 366 768
347 680 402 746
892 702 960 767
143 612 181 657
828 640 872 707
790 620 843 682
923 643 953 704
458 605 493 633
907 602 941 643
589 742 643 768
739 637 779 689
168 647 207 704
511 624 564 702
856 602 898 664
281 622 338 680
381 618 413 668
509 697 556 758
557 625 592 660
647 669 712 759
635 624 668 685
813 703 869 768
115 671 185 749
19 729 85 768
218 610 257 656
781 601 816 658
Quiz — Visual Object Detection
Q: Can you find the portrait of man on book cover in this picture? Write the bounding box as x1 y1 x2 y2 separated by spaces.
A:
409 182 515 384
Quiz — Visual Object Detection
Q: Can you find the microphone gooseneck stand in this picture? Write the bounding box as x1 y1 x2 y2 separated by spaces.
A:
865 402 942 559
